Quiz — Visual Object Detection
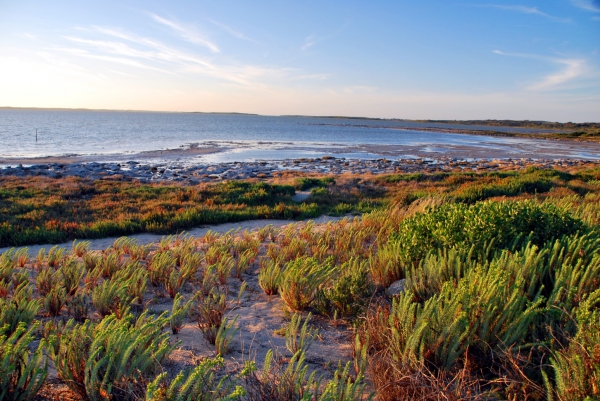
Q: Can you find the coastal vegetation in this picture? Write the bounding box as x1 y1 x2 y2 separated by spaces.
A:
1 166 599 247
0 165 599 399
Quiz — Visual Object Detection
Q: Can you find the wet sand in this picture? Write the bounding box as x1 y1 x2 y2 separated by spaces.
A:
0 144 223 165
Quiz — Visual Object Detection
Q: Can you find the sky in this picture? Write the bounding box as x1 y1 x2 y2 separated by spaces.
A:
0 0 599 122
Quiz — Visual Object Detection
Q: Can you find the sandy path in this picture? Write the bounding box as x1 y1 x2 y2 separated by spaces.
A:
0 214 348 255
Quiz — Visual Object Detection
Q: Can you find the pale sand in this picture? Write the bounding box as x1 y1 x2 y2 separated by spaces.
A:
0 214 344 256
0 144 223 165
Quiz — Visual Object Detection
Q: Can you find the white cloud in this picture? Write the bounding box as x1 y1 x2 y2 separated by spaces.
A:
207 19 258 43
570 0 600 12
493 50 588 90
474 4 570 22
55 24 327 87
149 14 220 53
529 59 587 90
302 34 316 51
19 33 36 40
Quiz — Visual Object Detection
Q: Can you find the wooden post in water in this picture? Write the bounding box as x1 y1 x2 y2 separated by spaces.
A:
36 129 38 142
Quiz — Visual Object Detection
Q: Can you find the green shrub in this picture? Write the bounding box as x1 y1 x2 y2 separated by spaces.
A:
146 356 244 401
193 288 229 344
316 258 375 317
58 258 85 296
52 311 175 401
294 177 335 191
66 292 90 322
279 257 332 311
390 200 583 267
34 267 57 296
215 315 239 356
170 293 191 334
285 313 317 355
545 290 600 401
258 259 282 296
72 240 91 257
44 286 66 317
0 284 40 336
0 322 48 401
91 277 135 318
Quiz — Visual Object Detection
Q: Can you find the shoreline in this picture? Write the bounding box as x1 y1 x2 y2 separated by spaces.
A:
2 134 600 167
1 155 598 185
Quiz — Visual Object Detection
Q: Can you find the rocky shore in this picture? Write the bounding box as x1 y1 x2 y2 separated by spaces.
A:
1 156 598 184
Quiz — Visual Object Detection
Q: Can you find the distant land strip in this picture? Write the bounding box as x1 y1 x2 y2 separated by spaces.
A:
2 106 598 139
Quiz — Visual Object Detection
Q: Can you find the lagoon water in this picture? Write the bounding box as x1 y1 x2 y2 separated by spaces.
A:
0 108 596 162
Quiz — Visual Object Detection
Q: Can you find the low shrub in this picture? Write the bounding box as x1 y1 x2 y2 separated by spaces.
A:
0 322 48 401
146 356 245 401
52 311 175 401
279 257 332 311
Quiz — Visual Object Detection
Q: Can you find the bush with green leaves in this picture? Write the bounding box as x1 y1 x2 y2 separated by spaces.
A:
361 229 600 400
91 277 136 318
72 239 91 257
58 258 85 296
52 311 175 401
242 348 371 401
545 290 600 400
146 356 245 401
193 288 229 344
0 284 40 336
389 199 583 268
0 322 48 401
316 258 375 317
66 291 90 322
279 257 332 311
285 313 317 355
44 286 67 317
215 315 239 356
258 259 282 296
170 293 191 334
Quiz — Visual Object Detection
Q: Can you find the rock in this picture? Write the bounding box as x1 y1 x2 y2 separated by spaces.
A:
387 279 406 297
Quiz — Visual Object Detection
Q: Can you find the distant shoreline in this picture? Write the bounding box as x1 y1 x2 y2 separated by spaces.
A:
2 106 597 127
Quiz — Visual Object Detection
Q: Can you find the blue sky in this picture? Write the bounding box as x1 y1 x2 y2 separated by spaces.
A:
0 0 599 121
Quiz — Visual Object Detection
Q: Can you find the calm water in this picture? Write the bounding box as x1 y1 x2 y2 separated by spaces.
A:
0 109 595 162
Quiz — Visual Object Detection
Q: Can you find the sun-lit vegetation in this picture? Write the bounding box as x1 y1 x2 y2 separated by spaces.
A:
0 165 599 399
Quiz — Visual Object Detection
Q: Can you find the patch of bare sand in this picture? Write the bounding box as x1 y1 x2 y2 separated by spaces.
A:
0 215 349 256
0 144 223 165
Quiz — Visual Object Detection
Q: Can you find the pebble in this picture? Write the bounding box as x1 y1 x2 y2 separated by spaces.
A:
0 157 598 185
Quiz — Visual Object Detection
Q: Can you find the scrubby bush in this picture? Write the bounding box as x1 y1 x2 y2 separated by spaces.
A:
258 259 282 296
279 257 332 311
389 200 583 268
146 356 244 401
316 258 375 317
193 288 229 344
52 311 175 401
0 322 48 401
0 284 40 336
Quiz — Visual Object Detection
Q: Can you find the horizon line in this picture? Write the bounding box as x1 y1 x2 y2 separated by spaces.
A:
1 106 597 125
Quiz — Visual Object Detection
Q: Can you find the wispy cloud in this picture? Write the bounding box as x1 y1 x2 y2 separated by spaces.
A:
55 23 325 86
300 22 350 51
149 13 220 53
57 46 173 74
90 27 215 68
207 19 258 43
302 34 317 51
494 50 588 90
473 4 570 22
570 0 600 12
19 33 36 40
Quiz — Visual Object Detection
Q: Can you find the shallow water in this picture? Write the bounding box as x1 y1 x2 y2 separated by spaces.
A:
1 109 588 163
